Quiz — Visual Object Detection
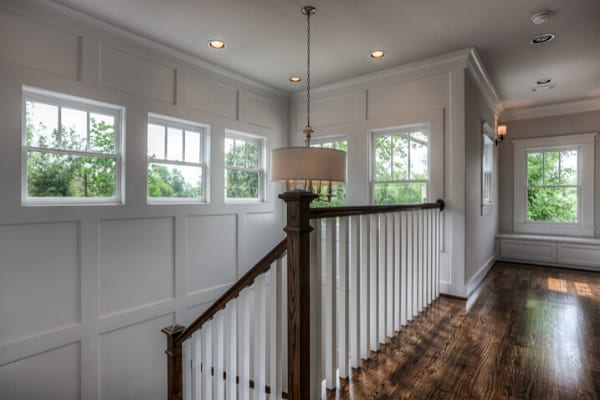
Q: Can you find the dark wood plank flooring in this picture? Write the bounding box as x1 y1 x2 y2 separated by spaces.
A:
325 262 600 400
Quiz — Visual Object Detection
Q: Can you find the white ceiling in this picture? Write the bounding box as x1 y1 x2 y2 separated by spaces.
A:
53 0 600 111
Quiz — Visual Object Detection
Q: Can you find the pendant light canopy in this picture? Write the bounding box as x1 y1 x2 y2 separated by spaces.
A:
271 5 346 201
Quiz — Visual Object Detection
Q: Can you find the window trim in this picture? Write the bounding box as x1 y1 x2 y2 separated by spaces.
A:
146 113 210 204
370 123 431 205
224 129 267 203
21 86 125 206
513 133 596 237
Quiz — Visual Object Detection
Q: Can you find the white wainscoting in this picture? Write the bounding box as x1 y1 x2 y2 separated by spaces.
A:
497 233 600 272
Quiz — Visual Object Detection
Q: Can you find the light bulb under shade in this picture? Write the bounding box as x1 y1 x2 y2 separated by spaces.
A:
271 147 346 184
497 125 507 136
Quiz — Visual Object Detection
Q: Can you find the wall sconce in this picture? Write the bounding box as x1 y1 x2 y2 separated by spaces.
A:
495 125 507 146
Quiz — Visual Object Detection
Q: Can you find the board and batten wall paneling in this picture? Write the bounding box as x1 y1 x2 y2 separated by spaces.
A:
0 1 288 399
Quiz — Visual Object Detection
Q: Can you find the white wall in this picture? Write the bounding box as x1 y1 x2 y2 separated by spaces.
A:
464 70 498 295
289 49 483 297
0 1 287 399
498 109 600 238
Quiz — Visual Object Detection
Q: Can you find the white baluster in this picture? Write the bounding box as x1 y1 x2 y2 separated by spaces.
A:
393 212 401 332
349 215 361 369
324 217 337 389
359 214 370 359
436 210 440 298
424 210 430 306
369 214 378 351
193 330 202 400
225 300 237 400
386 212 394 338
417 210 424 313
254 274 267 400
281 255 289 396
400 212 407 326
238 287 251 400
269 263 281 400
338 216 350 379
309 220 322 399
428 209 433 305
202 321 213 400
183 339 191 400
214 312 225 399
407 211 415 320
378 214 386 345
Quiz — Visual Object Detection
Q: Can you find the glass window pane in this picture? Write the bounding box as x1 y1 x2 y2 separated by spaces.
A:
148 124 165 159
410 140 428 180
225 137 235 167
527 187 577 223
61 108 87 151
527 152 543 186
311 183 346 208
148 163 202 198
334 140 348 152
89 113 115 154
374 182 427 205
543 151 560 185
392 135 408 180
25 101 59 148
560 150 577 185
225 169 259 199
247 142 259 169
375 135 392 181
27 151 116 197
185 131 201 163
166 127 183 161
234 139 246 167
411 130 428 142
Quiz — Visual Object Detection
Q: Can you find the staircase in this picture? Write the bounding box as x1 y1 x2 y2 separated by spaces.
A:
163 192 444 400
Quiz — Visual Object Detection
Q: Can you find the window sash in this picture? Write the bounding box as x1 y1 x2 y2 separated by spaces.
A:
224 131 265 201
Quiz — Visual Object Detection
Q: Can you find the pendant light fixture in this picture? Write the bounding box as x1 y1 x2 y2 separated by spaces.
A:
271 5 346 201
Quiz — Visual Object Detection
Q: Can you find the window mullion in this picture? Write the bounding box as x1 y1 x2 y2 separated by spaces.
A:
86 112 91 152
390 135 394 180
57 105 62 148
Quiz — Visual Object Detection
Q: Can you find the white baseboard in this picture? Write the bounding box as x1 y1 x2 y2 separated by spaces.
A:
466 255 496 298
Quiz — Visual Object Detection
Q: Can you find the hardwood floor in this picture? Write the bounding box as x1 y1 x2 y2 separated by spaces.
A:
324 262 600 400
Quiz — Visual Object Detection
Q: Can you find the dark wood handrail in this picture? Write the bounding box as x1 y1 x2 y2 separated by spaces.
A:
174 238 287 347
309 198 445 219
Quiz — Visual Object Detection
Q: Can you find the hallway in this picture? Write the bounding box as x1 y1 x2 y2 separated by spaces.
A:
325 263 600 399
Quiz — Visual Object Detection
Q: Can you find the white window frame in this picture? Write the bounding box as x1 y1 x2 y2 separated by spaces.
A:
370 123 431 205
481 121 495 216
147 113 210 204
513 133 596 237
22 86 125 206
310 135 348 206
224 130 266 203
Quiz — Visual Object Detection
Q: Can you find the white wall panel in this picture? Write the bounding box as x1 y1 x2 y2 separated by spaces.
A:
0 342 80 400
187 214 237 293
187 74 237 119
239 90 283 129
500 239 555 264
99 218 175 317
557 243 600 269
100 44 176 103
0 223 80 344
244 212 284 273
295 91 361 130
99 314 173 400
0 11 80 80
183 302 212 326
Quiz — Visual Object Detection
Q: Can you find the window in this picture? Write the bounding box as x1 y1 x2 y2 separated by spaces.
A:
147 114 208 203
224 131 265 201
513 133 596 237
372 124 429 205
22 86 123 205
481 121 495 216
310 137 347 207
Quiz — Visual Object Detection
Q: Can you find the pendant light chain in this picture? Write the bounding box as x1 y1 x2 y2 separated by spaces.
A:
305 9 312 134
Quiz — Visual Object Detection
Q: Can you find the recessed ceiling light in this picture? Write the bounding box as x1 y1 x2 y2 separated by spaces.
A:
370 50 386 59
289 76 302 83
531 10 552 25
529 33 555 45
208 40 226 49
536 78 552 85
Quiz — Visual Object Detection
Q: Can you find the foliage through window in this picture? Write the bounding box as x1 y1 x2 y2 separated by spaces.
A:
225 131 264 201
372 125 429 205
23 87 123 203
310 138 347 207
147 115 207 202
526 149 578 223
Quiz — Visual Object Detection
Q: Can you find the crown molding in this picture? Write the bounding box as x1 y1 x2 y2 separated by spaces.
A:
465 48 503 118
2 0 286 97
500 97 600 122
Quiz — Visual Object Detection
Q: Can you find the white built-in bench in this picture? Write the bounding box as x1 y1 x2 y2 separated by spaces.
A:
496 233 600 272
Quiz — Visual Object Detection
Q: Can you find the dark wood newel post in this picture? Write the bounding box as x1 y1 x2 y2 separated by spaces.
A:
280 190 317 400
162 324 185 400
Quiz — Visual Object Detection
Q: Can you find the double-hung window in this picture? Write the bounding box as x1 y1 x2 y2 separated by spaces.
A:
372 124 430 205
310 137 347 207
224 130 265 202
513 133 596 236
147 114 208 203
22 86 124 205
